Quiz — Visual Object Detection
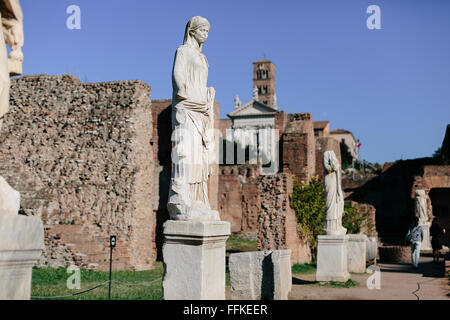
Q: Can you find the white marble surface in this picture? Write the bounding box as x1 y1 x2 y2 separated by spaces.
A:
323 151 346 236
414 190 429 225
420 222 432 251
229 251 267 300
316 235 350 282
0 215 44 300
366 235 378 264
168 16 218 221
347 234 367 273
229 249 291 300
162 220 230 300
271 250 292 300
0 176 20 216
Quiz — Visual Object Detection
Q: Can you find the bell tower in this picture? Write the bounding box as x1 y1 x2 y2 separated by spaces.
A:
253 60 276 109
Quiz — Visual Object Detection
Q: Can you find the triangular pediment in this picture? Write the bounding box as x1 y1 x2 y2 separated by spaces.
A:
227 100 278 118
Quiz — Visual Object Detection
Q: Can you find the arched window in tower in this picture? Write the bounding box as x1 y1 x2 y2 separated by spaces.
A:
263 86 268 94
262 70 267 79
257 70 262 80
258 86 262 94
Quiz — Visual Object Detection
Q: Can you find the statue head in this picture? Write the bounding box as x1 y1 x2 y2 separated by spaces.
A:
323 150 339 174
183 16 210 50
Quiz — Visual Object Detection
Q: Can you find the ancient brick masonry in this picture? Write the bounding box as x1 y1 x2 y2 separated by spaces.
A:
281 113 315 184
0 75 154 270
257 173 311 264
218 164 260 235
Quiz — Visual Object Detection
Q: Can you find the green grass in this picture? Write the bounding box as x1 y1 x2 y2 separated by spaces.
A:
226 236 258 252
315 279 360 288
291 263 317 274
31 262 164 300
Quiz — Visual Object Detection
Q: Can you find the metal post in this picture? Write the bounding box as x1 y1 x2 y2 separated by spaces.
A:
108 236 116 300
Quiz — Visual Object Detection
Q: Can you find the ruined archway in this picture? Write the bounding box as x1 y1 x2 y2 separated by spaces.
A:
429 188 450 245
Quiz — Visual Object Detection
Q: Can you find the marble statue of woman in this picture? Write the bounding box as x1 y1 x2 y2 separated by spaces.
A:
167 16 220 221
414 190 428 225
323 150 346 235
0 0 23 217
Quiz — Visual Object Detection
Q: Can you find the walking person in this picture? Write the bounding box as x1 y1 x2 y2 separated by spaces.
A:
405 216 423 269
430 218 446 263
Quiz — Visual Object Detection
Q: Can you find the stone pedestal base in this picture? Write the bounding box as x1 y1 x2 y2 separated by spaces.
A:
0 216 44 300
162 220 230 300
316 235 350 282
229 249 291 300
420 223 432 251
366 235 378 265
347 234 367 273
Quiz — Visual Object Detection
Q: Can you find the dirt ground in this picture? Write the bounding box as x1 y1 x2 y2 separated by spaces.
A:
288 256 449 300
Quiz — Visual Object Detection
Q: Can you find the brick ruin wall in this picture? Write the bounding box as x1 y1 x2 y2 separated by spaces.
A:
349 156 449 244
218 165 312 264
218 164 261 235
0 75 155 270
281 113 315 184
412 165 450 244
257 173 311 264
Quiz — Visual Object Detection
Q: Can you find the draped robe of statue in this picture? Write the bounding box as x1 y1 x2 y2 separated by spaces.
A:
167 17 219 221
323 150 346 235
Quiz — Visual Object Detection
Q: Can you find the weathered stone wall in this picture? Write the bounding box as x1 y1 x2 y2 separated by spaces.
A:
281 113 315 184
257 173 311 264
0 75 154 270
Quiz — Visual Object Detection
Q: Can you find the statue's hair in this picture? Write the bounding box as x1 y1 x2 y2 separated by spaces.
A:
183 16 210 49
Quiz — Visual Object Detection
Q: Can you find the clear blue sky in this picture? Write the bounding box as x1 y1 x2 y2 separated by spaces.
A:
20 0 450 164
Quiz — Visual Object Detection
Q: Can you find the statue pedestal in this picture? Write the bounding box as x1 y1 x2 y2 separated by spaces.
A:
366 235 378 265
420 223 432 251
0 215 44 300
316 235 350 282
347 234 367 273
162 220 230 300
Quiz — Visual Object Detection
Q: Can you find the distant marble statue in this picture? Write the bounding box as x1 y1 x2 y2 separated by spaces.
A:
323 150 346 235
0 0 23 133
414 190 428 225
167 16 219 221
234 95 241 109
